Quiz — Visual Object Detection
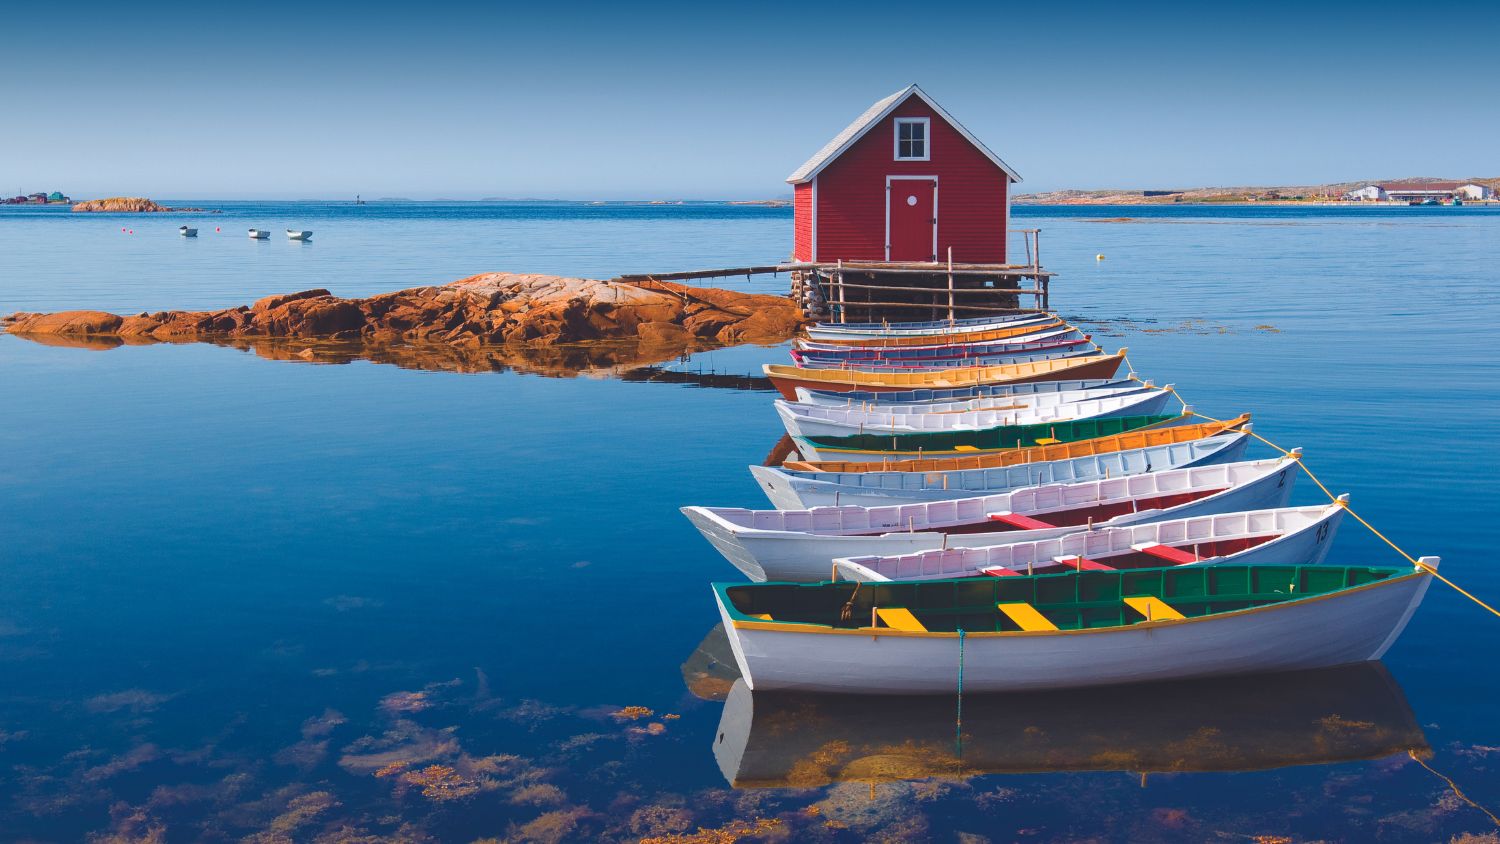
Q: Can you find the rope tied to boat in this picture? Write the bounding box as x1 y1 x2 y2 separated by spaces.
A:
840 580 861 623
1176 404 1500 620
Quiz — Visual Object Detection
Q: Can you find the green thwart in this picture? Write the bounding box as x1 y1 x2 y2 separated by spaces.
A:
797 413 1182 455
716 565 1411 634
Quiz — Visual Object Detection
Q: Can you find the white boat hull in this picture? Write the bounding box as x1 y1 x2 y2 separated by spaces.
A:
805 314 1049 341
287 230 312 241
752 432 1249 509
794 378 1143 407
716 570 1430 693
833 504 1345 582
776 389 1175 442
685 457 1297 582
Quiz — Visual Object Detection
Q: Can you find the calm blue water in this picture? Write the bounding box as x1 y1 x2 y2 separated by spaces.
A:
2 201 1498 841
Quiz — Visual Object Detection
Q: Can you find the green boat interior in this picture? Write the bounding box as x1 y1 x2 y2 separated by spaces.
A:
802 413 1181 452
718 565 1409 634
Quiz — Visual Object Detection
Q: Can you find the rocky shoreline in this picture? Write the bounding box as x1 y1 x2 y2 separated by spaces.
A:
70 197 205 212
2 272 805 351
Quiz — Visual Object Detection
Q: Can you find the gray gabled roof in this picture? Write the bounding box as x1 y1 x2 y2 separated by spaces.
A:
785 84 1022 184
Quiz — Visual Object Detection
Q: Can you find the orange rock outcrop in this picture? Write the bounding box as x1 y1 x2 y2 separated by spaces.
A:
71 197 177 212
2 272 806 348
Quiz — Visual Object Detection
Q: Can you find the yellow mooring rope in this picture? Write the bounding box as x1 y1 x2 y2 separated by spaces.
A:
1165 390 1500 620
1408 750 1500 829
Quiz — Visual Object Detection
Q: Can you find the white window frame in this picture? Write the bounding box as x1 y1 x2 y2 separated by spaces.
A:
893 117 930 162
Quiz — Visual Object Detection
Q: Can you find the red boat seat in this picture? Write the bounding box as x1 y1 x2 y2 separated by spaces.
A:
1134 544 1201 565
1053 555 1115 571
979 566 1020 577
987 512 1056 530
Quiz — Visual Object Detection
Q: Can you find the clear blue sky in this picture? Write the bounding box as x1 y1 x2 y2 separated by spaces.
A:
4 1 1496 199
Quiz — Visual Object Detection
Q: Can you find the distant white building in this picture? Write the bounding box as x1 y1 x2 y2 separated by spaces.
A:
1343 185 1386 201
1456 183 1493 200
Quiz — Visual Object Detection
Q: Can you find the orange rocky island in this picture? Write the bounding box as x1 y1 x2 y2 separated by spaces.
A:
71 197 203 212
2 272 805 348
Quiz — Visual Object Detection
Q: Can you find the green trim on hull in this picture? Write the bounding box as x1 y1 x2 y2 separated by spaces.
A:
717 565 1410 634
800 414 1180 454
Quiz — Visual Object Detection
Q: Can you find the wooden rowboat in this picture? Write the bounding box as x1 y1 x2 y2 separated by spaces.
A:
794 324 1081 355
791 332 1090 365
794 343 1100 372
777 388 1176 443
683 456 1298 582
713 561 1435 693
790 413 1184 463
763 351 1128 401
781 413 1252 473
711 663 1426 784
805 313 1049 341
833 502 1345 582
803 317 1068 348
793 377 1143 407
751 429 1250 509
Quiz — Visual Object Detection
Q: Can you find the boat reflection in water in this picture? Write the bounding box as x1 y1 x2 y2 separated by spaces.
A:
10 332 777 389
710 659 1426 788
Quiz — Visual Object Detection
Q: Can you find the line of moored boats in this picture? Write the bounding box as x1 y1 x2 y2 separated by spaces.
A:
684 311 1435 695
175 226 311 240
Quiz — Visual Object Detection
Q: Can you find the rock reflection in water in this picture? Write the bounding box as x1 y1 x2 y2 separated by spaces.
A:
712 663 1427 789
9 331 778 388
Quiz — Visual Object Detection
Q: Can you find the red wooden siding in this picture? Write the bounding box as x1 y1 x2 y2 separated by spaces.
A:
793 181 813 261
807 98 1008 263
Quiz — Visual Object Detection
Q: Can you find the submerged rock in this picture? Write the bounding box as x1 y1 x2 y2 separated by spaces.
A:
3 272 805 348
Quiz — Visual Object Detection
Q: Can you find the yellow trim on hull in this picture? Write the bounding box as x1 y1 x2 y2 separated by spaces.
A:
725 572 1426 639
782 413 1251 473
766 350 1127 391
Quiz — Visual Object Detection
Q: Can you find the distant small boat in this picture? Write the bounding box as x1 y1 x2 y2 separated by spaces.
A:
286 230 313 241
248 228 270 239
178 226 197 237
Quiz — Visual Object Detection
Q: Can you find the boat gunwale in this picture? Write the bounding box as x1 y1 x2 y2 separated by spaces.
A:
712 567 1425 639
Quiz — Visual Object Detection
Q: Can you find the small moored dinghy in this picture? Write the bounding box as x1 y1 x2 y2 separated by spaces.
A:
683 455 1299 582
286 229 313 241
794 377 1141 407
792 333 1094 368
832 502 1345 582
794 323 1081 355
752 429 1250 509
764 351 1129 401
789 412 1184 464
803 317 1067 349
781 413 1251 474
805 313 1050 342
713 561 1435 693
248 228 270 239
777 388 1177 444
178 226 197 237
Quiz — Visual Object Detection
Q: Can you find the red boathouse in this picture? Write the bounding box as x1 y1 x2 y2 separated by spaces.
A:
788 84 1020 264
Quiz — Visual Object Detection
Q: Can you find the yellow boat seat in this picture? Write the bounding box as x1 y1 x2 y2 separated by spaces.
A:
997 602 1059 631
1033 437 1062 445
1123 596 1186 621
750 613 773 621
874 607 927 632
